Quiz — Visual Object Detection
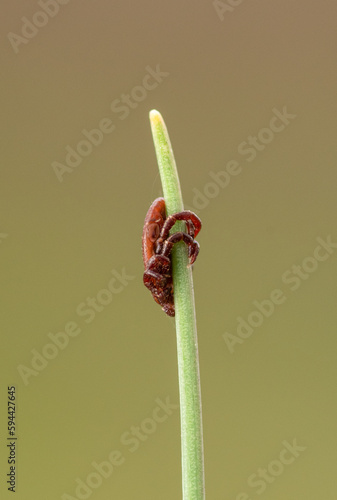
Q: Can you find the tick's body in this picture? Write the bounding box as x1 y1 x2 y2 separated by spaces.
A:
142 197 167 266
142 198 202 317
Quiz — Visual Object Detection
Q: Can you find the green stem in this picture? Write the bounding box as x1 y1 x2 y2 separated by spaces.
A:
149 110 205 500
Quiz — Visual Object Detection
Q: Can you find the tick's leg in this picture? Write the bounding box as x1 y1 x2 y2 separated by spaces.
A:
156 211 201 253
186 220 195 240
161 232 193 259
161 211 201 238
188 240 200 266
161 232 200 266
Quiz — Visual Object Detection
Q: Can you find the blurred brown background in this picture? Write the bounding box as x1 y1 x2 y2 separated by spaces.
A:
1 1 337 498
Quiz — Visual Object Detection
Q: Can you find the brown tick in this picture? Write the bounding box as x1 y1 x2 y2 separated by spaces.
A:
142 197 202 317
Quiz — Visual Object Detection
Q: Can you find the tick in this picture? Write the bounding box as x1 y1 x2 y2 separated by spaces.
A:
142 197 202 317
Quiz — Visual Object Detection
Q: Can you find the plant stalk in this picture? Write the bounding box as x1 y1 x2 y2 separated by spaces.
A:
149 110 205 499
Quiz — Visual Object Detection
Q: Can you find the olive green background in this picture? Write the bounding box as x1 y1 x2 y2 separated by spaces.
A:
1 1 337 498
